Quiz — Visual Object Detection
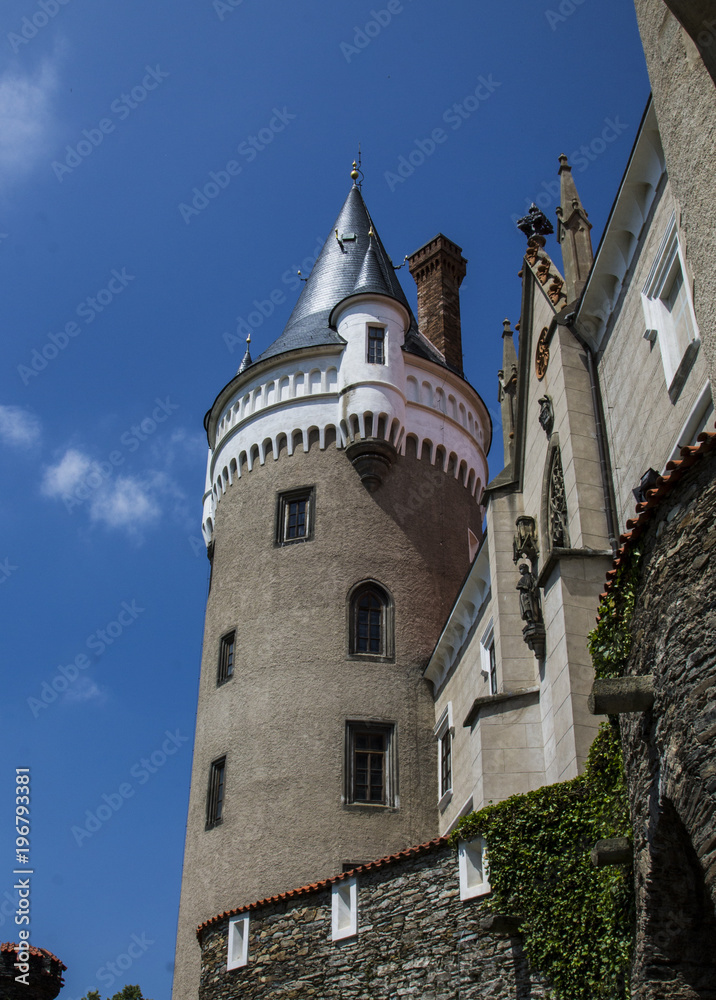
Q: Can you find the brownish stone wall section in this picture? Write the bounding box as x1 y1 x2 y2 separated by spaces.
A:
0 947 65 1000
173 440 482 1000
620 450 716 999
199 845 549 1000
408 235 467 374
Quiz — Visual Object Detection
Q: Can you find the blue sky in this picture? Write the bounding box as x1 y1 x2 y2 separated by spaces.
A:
1 2 650 997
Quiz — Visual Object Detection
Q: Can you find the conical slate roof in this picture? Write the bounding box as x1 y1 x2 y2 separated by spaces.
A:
253 184 447 368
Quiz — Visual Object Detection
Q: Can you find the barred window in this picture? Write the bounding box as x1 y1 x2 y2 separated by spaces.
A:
367 326 385 364
206 756 226 830
346 722 395 806
217 631 235 685
349 581 393 659
276 487 315 544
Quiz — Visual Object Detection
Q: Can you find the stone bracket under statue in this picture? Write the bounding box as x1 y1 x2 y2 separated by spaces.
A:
345 437 398 492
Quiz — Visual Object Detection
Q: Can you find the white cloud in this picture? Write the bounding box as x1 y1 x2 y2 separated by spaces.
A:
0 404 41 447
0 60 58 180
63 677 108 708
89 475 160 531
41 448 92 496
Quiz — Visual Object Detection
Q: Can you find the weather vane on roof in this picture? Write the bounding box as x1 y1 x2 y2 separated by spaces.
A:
351 145 364 188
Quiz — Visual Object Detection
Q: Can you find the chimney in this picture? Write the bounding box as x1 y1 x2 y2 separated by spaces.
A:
408 234 467 374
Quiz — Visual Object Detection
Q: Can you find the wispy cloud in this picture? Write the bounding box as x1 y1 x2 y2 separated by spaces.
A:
41 444 190 538
89 475 161 530
63 677 108 708
0 58 58 183
0 404 41 447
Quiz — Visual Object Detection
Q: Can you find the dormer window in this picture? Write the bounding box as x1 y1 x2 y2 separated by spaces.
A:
367 326 385 364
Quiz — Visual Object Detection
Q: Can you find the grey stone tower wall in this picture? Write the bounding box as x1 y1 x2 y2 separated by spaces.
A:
173 439 482 1000
619 443 716 998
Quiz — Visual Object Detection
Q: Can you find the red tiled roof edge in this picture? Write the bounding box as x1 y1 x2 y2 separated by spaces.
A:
0 942 67 971
196 835 450 941
598 430 716 611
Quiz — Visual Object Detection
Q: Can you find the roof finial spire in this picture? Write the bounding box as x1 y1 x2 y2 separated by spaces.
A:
351 146 364 188
237 331 253 375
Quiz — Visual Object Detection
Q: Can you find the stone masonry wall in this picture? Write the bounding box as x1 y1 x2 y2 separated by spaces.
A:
620 444 716 999
198 844 550 1000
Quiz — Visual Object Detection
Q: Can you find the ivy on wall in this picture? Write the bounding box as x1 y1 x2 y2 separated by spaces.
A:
588 548 642 679
450 724 634 1000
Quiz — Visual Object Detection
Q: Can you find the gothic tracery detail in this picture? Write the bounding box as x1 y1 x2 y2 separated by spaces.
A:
549 448 570 548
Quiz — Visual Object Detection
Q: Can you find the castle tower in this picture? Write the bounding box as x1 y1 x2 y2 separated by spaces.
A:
172 174 491 1000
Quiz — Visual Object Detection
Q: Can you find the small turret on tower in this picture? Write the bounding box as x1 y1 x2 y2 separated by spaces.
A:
556 154 594 302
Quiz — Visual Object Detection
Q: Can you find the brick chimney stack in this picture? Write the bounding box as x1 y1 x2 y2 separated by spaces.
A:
408 234 467 374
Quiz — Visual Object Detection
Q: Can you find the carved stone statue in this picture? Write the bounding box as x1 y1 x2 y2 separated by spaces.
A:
516 563 542 624
538 395 554 436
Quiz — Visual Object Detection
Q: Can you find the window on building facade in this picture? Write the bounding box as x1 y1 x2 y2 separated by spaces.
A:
348 581 393 658
434 703 454 809
458 837 491 900
346 722 395 807
642 215 700 402
217 630 235 685
367 326 385 364
276 487 314 544
480 620 497 695
331 877 358 940
227 915 249 969
206 756 226 830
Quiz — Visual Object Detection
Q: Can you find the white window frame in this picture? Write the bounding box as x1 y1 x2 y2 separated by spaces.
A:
434 703 454 810
458 837 491 900
479 620 497 694
331 877 358 940
227 914 250 969
642 215 700 401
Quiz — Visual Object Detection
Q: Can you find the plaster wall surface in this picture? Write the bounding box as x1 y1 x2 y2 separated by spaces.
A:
597 179 710 533
633 2 716 393
173 438 482 1000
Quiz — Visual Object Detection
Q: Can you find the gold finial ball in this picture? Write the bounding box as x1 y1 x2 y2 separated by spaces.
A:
350 160 359 180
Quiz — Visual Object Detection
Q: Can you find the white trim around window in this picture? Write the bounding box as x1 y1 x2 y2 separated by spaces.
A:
434 703 455 810
641 215 700 402
331 877 358 940
458 837 491 900
227 914 250 969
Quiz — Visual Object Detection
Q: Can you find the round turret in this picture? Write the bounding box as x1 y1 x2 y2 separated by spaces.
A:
0 943 66 1000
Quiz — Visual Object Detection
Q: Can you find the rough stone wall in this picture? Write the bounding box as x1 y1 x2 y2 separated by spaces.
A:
620 447 716 998
199 845 549 1000
633 1 716 390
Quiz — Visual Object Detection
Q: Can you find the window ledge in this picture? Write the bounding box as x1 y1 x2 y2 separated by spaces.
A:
668 337 701 404
438 789 453 812
463 685 540 728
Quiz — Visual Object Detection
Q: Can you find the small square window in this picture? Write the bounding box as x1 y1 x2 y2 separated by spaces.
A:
346 722 396 807
367 326 385 364
458 837 491 900
217 630 235 685
276 487 315 545
331 877 358 940
227 915 249 969
206 756 226 830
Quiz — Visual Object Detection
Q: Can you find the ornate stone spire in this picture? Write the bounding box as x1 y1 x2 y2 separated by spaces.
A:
498 318 518 466
237 333 252 374
556 154 594 302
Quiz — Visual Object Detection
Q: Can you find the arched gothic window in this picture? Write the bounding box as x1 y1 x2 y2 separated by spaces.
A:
348 581 393 659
